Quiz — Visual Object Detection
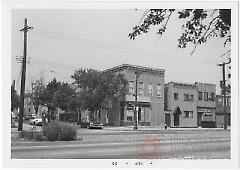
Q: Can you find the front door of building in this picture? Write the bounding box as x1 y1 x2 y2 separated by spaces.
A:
174 114 179 126
165 114 171 127
197 112 203 127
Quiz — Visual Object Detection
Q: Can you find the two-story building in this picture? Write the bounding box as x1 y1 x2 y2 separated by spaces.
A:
103 64 165 127
195 82 216 127
164 82 216 128
164 82 198 127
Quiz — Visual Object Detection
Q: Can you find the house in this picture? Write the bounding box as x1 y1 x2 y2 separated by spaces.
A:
103 64 165 127
164 82 216 128
195 82 216 127
164 82 198 127
216 94 231 128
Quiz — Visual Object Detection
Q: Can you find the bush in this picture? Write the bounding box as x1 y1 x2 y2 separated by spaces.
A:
43 121 77 141
19 130 45 141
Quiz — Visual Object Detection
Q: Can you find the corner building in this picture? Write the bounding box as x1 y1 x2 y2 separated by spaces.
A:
103 64 165 127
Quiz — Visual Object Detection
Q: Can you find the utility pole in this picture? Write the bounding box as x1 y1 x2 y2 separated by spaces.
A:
134 71 142 130
218 61 230 130
18 18 33 131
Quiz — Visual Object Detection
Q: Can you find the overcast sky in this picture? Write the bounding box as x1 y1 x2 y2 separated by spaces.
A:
11 9 231 94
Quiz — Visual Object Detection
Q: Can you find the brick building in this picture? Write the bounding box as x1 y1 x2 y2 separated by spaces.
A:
196 82 216 127
164 82 216 127
103 64 165 127
164 82 198 127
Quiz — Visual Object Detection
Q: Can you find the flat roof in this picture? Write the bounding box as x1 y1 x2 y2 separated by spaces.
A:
165 82 197 88
102 64 165 74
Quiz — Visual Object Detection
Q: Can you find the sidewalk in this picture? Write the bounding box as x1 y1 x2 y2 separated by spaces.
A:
103 126 231 131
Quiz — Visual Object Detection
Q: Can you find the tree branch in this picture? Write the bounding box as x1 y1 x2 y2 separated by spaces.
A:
190 15 220 56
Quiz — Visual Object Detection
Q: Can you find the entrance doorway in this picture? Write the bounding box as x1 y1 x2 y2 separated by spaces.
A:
165 114 171 127
197 112 203 127
174 114 179 126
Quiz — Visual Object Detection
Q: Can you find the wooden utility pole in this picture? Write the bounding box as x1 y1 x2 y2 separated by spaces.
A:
134 71 142 130
218 61 230 130
18 18 32 131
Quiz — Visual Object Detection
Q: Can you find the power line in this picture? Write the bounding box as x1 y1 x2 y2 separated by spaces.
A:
30 27 220 65
28 62 74 81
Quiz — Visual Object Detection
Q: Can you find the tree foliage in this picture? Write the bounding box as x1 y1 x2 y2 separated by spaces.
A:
53 82 75 111
129 9 231 55
71 69 128 116
31 80 45 114
11 84 19 111
39 78 61 120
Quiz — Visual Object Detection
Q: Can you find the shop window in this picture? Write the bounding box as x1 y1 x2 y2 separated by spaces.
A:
127 116 133 121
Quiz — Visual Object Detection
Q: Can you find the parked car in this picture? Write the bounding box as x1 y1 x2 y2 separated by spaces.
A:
89 121 103 129
79 118 90 128
29 118 43 126
26 113 37 120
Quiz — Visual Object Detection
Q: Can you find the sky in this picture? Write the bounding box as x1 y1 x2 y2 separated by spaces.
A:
11 9 231 94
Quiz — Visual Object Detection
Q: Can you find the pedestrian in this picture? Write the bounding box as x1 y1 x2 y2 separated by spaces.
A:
165 123 167 130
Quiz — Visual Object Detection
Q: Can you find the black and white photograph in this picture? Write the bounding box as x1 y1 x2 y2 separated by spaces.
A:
1 0 239 169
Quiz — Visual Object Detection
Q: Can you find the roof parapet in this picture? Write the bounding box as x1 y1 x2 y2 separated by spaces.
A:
102 64 165 74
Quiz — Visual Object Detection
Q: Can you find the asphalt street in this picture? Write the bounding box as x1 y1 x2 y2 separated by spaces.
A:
11 129 230 159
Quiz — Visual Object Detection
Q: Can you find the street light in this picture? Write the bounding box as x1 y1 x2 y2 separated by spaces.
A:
134 70 142 130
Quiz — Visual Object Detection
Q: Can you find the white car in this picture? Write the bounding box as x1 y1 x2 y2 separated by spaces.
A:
29 118 43 126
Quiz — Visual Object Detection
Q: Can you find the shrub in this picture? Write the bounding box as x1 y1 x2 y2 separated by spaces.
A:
43 121 77 141
19 130 45 141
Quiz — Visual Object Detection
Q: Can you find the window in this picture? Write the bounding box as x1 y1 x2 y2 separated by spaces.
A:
204 92 208 101
138 82 144 96
184 111 193 118
148 83 153 96
127 116 133 121
157 84 161 97
209 93 215 101
218 97 222 104
174 93 178 100
128 81 134 95
198 91 203 100
190 95 194 101
184 94 194 101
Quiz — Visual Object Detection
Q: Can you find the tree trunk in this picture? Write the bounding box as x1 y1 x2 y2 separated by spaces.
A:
77 108 81 124
34 105 39 115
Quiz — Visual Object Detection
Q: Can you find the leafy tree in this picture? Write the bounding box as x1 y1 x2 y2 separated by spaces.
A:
129 9 231 55
11 83 19 111
71 69 128 120
68 92 86 124
39 78 61 120
31 80 45 115
53 82 75 111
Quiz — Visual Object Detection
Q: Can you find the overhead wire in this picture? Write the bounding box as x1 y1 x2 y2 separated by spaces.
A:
30 27 220 65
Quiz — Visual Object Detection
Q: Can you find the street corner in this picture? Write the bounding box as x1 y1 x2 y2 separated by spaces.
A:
136 134 162 163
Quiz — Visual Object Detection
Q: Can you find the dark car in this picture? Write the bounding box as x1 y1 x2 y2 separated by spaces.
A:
79 118 90 128
89 121 103 129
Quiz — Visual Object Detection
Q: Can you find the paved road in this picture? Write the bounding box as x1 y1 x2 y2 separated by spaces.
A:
12 136 230 159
